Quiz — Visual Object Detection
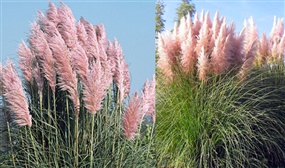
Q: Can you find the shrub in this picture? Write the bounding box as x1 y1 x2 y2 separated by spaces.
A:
0 2 155 167
156 10 285 167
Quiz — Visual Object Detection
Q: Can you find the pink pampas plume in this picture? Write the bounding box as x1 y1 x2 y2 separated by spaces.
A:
277 34 285 61
110 38 130 102
77 21 89 52
180 28 197 74
243 17 258 60
197 47 209 81
270 16 284 44
106 40 118 74
141 75 155 122
211 21 232 74
231 28 245 67
195 11 212 56
33 62 44 102
257 33 269 65
46 2 59 25
1 61 32 127
157 31 181 82
18 40 34 82
57 2 77 50
157 33 174 81
123 92 142 140
82 60 106 114
192 12 202 37
70 43 89 82
37 10 61 38
49 35 80 116
28 22 56 93
212 11 222 40
95 24 107 51
80 17 100 61
177 14 191 42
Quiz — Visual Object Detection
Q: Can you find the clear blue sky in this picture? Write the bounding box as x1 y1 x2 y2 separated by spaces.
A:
164 0 285 36
0 0 155 94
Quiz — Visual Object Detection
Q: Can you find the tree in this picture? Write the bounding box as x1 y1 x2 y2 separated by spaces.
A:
176 0 195 24
156 0 165 34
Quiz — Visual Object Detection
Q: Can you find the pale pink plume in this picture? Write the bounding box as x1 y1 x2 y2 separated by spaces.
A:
141 75 155 123
192 12 202 37
95 24 107 51
212 11 222 40
76 21 89 50
195 11 212 56
111 38 130 102
106 39 118 74
17 40 34 82
239 18 258 78
46 2 59 25
177 14 189 42
82 60 106 114
197 47 209 81
80 17 100 61
243 17 258 60
231 28 245 67
270 17 284 44
123 92 142 140
37 11 61 38
33 62 44 102
49 35 80 116
180 28 197 74
2 61 32 127
211 21 232 74
28 22 56 93
277 34 285 61
157 33 175 81
70 43 89 82
57 2 77 50
257 33 269 64
98 43 113 90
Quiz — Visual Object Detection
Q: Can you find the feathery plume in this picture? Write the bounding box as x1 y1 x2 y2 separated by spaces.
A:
231 28 245 67
270 17 284 43
82 60 107 114
211 21 232 74
180 27 197 74
111 38 130 102
46 2 59 25
2 61 32 127
197 47 209 81
212 11 222 40
28 22 56 93
257 32 269 65
195 11 212 55
123 92 142 140
57 2 77 50
95 24 107 51
192 12 202 37
70 43 89 82
141 75 155 122
33 62 44 102
49 35 80 116
18 40 34 82
80 17 100 61
243 17 258 60
77 21 89 52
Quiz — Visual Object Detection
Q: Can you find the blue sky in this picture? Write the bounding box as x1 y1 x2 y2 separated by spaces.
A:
163 0 285 36
0 0 155 94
